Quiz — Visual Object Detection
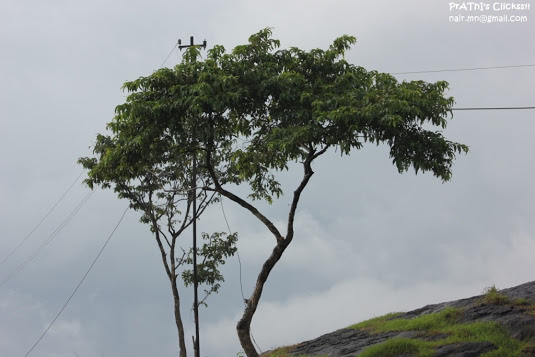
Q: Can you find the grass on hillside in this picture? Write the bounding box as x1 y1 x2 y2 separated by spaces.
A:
480 285 535 315
258 345 327 357
350 308 525 357
259 287 535 357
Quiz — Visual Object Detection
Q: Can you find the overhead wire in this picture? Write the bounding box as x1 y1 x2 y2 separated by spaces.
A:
158 41 535 110
0 170 85 267
24 205 128 357
160 43 179 69
391 63 535 111
391 63 535 75
220 198 262 354
220 200 245 303
452 106 535 111
0 189 95 289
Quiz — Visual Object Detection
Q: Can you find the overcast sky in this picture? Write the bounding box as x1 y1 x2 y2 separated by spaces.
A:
1 1 535 356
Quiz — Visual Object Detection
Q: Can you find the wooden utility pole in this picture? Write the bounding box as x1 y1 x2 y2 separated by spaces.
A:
178 36 207 357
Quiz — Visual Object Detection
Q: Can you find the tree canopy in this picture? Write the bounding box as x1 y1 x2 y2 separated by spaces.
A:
79 28 468 357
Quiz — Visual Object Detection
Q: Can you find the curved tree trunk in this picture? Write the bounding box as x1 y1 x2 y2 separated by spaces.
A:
171 279 188 357
237 241 290 357
235 154 318 356
206 140 324 357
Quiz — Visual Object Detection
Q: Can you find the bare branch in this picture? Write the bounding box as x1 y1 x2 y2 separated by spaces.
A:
311 144 330 161
175 247 187 269
204 150 284 243
286 149 318 243
159 228 172 248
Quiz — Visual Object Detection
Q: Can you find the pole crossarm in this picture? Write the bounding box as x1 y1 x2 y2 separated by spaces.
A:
178 36 207 50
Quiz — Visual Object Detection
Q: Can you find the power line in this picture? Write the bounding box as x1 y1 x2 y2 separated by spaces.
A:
220 200 245 303
24 205 128 357
159 43 179 69
159 41 535 110
0 170 85 267
0 190 95 289
219 198 262 354
392 63 535 75
159 45 535 112
452 106 535 111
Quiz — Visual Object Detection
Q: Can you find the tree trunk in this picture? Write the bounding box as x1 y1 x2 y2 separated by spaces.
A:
235 156 318 356
237 241 290 357
152 225 188 357
171 278 188 357
207 146 320 357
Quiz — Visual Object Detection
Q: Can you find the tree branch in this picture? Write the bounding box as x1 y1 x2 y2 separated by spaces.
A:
286 150 318 242
204 149 284 243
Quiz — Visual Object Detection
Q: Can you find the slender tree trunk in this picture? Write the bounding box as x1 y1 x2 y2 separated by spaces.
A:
171 277 188 357
205 139 324 357
236 151 322 357
151 216 188 357
237 241 290 357
237 156 317 357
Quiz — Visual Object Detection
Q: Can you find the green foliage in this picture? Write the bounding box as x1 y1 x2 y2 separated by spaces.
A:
181 231 238 306
77 32 245 312
79 28 469 356
228 29 468 191
80 27 468 214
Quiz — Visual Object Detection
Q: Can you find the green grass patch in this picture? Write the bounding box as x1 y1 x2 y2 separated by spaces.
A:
259 346 327 357
349 307 527 356
358 338 434 357
445 322 524 356
479 286 535 315
513 298 530 306
512 298 535 316
349 312 403 331
349 307 462 333
356 321 525 357
481 286 510 305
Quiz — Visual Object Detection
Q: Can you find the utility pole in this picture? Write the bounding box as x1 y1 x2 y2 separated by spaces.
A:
178 36 207 357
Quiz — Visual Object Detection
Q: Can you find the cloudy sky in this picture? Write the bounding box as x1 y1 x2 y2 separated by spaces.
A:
1 1 534 356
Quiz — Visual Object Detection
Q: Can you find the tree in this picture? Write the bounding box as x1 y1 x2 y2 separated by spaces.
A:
78 45 239 357
80 28 468 357
202 29 468 356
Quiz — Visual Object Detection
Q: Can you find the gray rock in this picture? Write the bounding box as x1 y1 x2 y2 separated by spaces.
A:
501 280 535 301
458 303 535 343
434 342 497 357
289 329 400 357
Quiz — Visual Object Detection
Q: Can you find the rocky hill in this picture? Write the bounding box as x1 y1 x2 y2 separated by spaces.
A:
264 281 535 357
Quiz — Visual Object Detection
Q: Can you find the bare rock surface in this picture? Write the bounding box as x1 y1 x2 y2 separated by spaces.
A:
284 280 535 357
433 341 497 356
